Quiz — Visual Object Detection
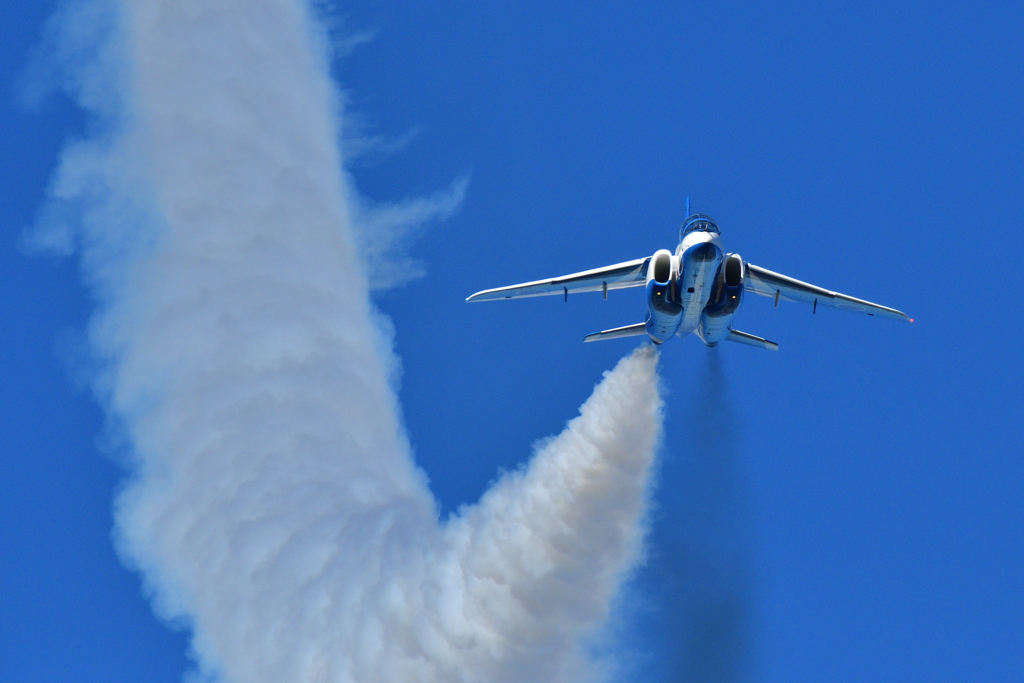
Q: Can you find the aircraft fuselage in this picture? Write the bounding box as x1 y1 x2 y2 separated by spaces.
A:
674 229 724 339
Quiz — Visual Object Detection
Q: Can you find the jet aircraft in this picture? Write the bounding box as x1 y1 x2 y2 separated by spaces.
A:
466 210 910 350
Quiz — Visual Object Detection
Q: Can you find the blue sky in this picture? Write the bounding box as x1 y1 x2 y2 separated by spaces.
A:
2 1 1022 681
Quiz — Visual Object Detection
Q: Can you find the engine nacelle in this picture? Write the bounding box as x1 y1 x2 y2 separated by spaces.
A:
697 253 745 345
645 249 682 344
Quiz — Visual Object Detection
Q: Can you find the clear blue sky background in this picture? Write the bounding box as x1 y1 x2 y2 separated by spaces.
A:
2 1 1022 681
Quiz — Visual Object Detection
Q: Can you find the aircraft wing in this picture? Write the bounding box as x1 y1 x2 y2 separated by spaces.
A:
466 257 650 302
744 263 911 322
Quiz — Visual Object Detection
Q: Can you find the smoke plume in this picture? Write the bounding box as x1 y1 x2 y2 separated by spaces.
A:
651 351 754 682
30 1 665 681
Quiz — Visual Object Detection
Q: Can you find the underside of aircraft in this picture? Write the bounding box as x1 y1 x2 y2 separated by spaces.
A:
466 212 911 350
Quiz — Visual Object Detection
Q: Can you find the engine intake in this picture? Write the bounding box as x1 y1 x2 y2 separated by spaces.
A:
724 253 743 287
648 249 673 284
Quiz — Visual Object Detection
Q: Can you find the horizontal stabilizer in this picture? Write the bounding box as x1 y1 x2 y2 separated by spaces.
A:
725 328 779 351
583 322 648 343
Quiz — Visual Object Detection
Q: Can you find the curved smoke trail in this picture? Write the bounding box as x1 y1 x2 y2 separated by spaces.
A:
31 1 665 681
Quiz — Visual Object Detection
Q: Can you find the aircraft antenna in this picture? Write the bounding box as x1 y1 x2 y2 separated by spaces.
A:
686 197 690 217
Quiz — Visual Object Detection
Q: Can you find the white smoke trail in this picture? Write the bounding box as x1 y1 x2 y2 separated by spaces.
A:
31 1 664 681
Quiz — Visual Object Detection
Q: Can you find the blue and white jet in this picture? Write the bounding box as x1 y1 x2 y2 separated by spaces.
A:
466 211 911 350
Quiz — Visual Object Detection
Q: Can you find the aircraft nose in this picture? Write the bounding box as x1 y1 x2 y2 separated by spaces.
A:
688 242 719 262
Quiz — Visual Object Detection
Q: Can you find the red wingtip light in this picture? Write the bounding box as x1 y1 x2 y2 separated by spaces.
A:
910 318 914 323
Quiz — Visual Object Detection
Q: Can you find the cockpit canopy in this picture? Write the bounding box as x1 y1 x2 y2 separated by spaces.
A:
680 214 720 241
